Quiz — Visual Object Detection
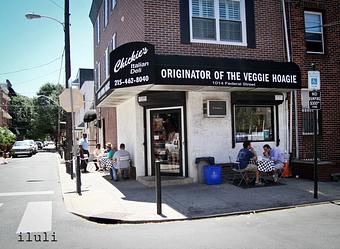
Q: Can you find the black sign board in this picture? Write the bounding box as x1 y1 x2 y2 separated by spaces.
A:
110 42 155 89
155 55 301 89
309 91 320 97
97 42 302 105
309 91 321 110
309 100 321 110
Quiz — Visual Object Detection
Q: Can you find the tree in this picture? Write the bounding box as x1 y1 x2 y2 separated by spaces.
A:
8 94 34 139
0 127 16 153
31 83 65 141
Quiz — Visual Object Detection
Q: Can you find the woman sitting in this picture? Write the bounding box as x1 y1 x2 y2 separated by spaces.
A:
92 143 102 171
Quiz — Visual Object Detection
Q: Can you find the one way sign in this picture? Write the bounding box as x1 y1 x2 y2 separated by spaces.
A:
309 91 321 110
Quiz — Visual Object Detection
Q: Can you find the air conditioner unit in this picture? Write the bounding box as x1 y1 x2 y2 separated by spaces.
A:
203 100 227 118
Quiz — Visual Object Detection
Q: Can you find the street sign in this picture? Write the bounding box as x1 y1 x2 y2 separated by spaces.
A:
309 91 320 98
309 91 321 110
308 71 320 90
309 100 321 110
309 90 321 110
59 88 84 112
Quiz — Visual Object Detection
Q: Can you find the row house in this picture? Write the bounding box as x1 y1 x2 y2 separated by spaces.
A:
288 1 340 173
89 0 338 182
0 83 12 127
72 68 96 152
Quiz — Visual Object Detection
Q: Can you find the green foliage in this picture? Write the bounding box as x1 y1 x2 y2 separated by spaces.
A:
9 94 34 139
31 83 65 140
8 83 65 141
0 127 16 149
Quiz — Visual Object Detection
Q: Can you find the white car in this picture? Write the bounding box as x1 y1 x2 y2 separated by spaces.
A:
11 141 34 157
44 142 56 151
24 140 38 154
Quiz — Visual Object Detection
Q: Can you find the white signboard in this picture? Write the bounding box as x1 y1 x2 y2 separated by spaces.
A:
308 71 320 90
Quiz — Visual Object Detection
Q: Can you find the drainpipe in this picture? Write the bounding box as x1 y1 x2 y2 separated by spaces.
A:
281 0 299 158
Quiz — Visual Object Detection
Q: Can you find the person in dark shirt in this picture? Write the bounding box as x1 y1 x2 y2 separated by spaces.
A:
237 141 262 185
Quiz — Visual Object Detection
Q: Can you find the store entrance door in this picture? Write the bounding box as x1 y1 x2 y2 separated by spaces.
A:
149 108 183 176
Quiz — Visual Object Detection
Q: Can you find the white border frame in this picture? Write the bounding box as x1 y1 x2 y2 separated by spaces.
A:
146 106 186 177
189 0 247 46
304 11 324 54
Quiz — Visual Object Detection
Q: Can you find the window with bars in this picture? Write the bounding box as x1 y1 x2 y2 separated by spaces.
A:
302 108 320 135
190 0 246 45
304 11 324 54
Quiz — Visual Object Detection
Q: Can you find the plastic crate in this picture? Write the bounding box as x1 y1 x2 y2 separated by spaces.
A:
204 164 222 185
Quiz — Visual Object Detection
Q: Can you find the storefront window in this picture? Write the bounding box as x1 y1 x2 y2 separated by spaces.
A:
234 106 274 142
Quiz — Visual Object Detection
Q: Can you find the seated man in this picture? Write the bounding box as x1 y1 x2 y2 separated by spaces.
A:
237 141 260 184
262 144 284 182
112 143 131 180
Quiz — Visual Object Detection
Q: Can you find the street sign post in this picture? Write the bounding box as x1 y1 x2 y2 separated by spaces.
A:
309 90 320 199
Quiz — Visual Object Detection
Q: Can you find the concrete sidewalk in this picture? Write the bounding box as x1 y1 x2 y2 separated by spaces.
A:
58 158 340 224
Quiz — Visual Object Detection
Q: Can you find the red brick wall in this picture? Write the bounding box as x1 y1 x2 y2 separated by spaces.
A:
98 107 117 149
289 0 340 165
93 0 145 148
144 0 286 61
93 0 145 81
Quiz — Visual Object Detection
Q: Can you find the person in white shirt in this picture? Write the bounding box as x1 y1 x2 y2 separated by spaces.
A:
112 143 131 180
79 133 89 173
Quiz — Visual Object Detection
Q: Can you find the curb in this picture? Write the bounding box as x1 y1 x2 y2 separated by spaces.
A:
70 200 337 225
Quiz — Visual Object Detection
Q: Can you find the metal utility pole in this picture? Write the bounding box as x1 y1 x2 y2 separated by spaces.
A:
64 0 73 164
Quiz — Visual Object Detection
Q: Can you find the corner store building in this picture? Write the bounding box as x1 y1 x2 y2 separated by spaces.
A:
90 0 302 181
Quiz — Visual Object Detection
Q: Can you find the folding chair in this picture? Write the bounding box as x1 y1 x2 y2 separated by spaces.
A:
229 156 248 186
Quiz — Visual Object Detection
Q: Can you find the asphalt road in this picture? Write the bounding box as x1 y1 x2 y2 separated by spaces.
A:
1 152 340 249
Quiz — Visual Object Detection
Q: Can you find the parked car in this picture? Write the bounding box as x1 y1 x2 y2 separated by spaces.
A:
24 140 38 154
11 141 33 157
44 141 56 151
35 141 43 150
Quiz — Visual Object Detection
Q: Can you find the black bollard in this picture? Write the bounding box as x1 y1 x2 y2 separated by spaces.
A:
70 152 74 180
76 155 82 195
155 161 162 215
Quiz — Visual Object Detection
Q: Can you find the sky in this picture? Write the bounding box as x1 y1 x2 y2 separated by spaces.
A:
0 0 93 97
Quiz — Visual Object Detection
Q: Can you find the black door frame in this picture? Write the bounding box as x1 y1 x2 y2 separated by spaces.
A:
149 108 184 176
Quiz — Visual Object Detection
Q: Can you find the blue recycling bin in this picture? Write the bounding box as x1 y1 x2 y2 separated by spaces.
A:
204 164 222 185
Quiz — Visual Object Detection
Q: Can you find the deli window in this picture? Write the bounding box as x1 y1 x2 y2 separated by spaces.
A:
231 92 284 147
234 106 274 142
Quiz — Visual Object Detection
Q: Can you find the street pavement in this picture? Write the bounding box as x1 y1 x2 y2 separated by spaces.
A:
59 156 340 223
1 152 340 249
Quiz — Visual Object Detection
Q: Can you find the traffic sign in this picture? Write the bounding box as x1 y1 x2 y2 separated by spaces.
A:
309 100 321 110
59 88 84 112
308 71 320 90
309 90 321 110
309 91 320 97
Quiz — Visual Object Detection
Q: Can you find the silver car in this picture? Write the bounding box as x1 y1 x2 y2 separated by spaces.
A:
24 140 38 154
11 141 34 157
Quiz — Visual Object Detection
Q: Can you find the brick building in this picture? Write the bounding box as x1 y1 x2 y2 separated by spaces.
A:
0 83 12 127
287 1 340 167
88 0 339 181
